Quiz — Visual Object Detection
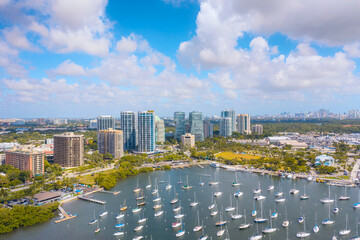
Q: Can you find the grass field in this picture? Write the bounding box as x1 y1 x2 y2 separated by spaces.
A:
77 169 116 185
215 151 261 160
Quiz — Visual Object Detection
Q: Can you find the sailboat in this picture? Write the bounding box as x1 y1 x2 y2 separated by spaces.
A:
296 216 310 238
153 190 161 202
322 204 335 225
313 212 319 233
275 186 283 197
339 186 350 200
89 210 98 224
199 176 205 186
231 201 242 219
132 236 143 240
113 231 124 236
146 176 152 189
254 194 266 201
134 179 141 193
174 201 185 219
215 208 227 226
134 224 144 232
190 192 199 207
99 205 108 217
320 185 334 203
267 176 274 191
232 173 241 187
253 177 261 194
214 184 222 197
262 210 278 234
239 209 251 229
211 202 218 217
254 201 267 223
120 199 127 211
354 190 360 208
300 184 309 200
289 182 299 194
171 191 179 204
350 217 360 240
138 210 147 224
249 222 263 240
154 202 164 217
339 213 351 236
166 176 172 190
115 210 125 219
94 221 100 234
136 190 145 200
282 206 289 227
208 196 215 210
178 175 182 185
234 188 243 197
182 175 192 190
193 210 203 232
298 202 304 223
252 200 257 217
217 224 225 237
333 194 339 213
175 219 185 237
209 173 220 185
224 226 230 240
225 194 235 212
199 220 208 240
132 206 142 213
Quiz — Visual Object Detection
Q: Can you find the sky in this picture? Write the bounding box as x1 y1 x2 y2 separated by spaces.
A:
1 0 360 118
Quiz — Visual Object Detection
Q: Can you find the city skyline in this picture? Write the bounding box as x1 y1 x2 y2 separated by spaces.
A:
1 0 360 118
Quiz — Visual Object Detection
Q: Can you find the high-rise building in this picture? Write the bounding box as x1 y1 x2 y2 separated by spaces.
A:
98 128 124 159
252 124 263 135
37 118 46 125
155 116 165 144
89 119 97 129
174 112 186 140
220 117 232 137
5 149 44 176
138 111 156 153
54 132 84 167
221 109 236 133
203 120 214 138
181 133 195 148
121 111 137 151
97 115 115 131
189 111 204 141
237 114 251 134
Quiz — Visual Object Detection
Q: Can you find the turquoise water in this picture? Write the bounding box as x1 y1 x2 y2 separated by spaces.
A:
3 166 360 239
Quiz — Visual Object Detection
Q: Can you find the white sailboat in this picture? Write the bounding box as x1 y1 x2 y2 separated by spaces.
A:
146 176 152 189
231 200 242 219
339 213 351 236
249 222 263 240
262 210 278 234
225 194 235 212
252 200 257 217
174 201 185 219
354 190 360 208
217 224 225 237
320 185 334 204
232 173 241 186
175 219 185 237
254 194 266 201
214 183 222 197
208 196 215 210
134 179 142 193
254 201 267 223
190 191 199 207
154 202 164 217
333 194 339 213
193 210 203 232
300 184 309 200
282 206 289 227
275 186 283 197
99 205 108 217
224 226 230 240
313 212 319 233
267 176 274 191
339 186 350 200
271 203 278 219
253 177 261 194
211 202 218 217
199 176 205 186
322 204 335 225
350 217 360 240
182 175 192 190
296 216 310 238
239 209 251 229
298 202 304 223
199 220 208 240
289 182 299 194
151 179 159 195
138 210 147 224
89 210 98 224
166 176 172 190
171 191 179 205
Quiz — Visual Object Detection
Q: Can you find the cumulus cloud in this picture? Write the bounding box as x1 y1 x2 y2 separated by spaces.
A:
52 60 86 76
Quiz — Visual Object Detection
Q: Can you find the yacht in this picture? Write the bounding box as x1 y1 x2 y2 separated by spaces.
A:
254 195 266 201
166 176 172 190
99 207 108 217
132 207 141 214
275 198 286 203
231 201 242 219
89 210 97 224
214 191 222 197
322 205 335 225
199 220 209 240
239 209 251 229
215 209 227 226
254 201 267 223
171 192 179 205
313 212 319 233
134 179 141 193
182 175 192 190
172 221 181 228
113 231 124 236
176 220 185 238
133 236 143 240
320 186 334 204
225 194 235 212
190 192 199 207
232 173 241 187
115 213 125 219
339 214 351 236
146 176 152 189
333 194 339 213
282 206 289 227
234 190 243 197
193 211 203 232
217 225 225 237
134 225 143 232
249 222 263 240
120 199 127 211
267 177 274 191
339 186 350 200
262 210 278 234
296 217 310 238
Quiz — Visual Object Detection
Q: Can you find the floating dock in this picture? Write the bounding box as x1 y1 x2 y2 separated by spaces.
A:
101 190 121 195
197 164 204 169
78 195 106 204
54 205 77 223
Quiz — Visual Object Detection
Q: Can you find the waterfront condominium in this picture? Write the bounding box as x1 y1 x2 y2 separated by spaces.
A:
174 112 186 140
5 148 44 177
189 111 204 141
220 117 232 137
54 132 84 167
97 115 115 131
98 128 124 159
252 124 264 135
221 109 236 133
237 114 251 134
155 116 165 144
138 111 156 153
121 111 137 151
203 120 214 138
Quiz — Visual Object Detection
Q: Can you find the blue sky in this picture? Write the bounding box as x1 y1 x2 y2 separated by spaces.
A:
1 0 360 118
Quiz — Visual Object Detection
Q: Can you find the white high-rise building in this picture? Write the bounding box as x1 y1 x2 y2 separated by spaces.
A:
97 115 115 131
138 111 156 153
252 124 263 135
189 111 204 141
98 128 124 159
220 117 232 137
237 114 251 134
121 111 137 151
221 109 236 133
155 116 165 144
203 120 214 138
89 119 97 129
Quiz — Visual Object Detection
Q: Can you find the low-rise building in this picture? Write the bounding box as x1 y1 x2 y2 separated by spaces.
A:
315 154 335 166
181 133 195 148
32 191 62 205
277 140 308 149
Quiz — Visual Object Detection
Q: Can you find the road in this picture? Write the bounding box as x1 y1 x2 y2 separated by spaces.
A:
350 158 360 181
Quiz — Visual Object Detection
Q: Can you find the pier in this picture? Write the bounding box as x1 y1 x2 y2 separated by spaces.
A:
78 195 106 204
54 205 77 223
101 190 121 195
197 164 204 169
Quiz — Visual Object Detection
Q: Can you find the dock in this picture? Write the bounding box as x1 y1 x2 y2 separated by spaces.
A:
78 195 106 204
54 205 77 223
197 164 204 169
101 190 121 195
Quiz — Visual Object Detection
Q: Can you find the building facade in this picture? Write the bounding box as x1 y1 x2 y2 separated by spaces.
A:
220 117 232 137
203 120 214 138
5 149 44 176
138 111 156 153
89 119 97 129
97 115 115 131
221 109 236 133
189 111 204 141
252 124 263 135
121 111 137 151
237 114 251 134
155 116 165 144
53 132 84 167
98 128 124 159
181 133 195 148
174 112 186 140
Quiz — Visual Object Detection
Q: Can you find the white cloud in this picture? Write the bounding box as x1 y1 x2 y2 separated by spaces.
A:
3 27 34 50
52 60 86 76
344 42 360 58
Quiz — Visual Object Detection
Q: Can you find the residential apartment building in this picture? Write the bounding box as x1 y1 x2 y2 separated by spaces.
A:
5 149 44 176
98 128 124 159
121 111 137 151
138 111 156 153
53 132 84 167
237 114 251 134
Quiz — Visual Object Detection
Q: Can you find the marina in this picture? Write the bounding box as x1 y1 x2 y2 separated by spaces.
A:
4 165 360 240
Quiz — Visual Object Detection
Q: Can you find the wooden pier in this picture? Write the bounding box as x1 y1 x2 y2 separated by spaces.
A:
78 195 106 204
101 190 121 195
197 164 204 169
54 205 77 223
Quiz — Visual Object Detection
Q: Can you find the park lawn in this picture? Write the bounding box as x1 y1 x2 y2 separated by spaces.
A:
215 151 261 160
78 169 116 185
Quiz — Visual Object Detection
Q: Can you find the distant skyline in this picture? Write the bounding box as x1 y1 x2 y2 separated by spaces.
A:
1 0 360 118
